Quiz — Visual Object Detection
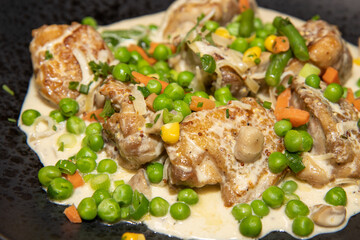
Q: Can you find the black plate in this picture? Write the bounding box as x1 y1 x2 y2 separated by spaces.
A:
1 0 360 239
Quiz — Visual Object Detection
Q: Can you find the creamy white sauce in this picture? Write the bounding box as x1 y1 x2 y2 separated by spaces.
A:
18 7 360 240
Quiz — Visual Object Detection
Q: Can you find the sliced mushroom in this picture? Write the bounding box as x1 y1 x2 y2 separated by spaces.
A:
128 169 152 199
234 126 264 163
311 204 346 227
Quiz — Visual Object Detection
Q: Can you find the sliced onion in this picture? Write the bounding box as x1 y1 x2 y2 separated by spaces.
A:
30 116 57 141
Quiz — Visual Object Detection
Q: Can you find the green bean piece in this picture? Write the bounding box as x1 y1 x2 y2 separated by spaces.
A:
92 189 111 206
97 198 121 223
265 50 293 86
47 177 73 200
273 16 309 61
239 9 254 37
22 109 41 126
177 188 199 205
130 190 149 220
150 197 170 217
78 197 97 220
97 159 117 174
38 166 62 187
285 151 305 173
113 184 133 206
55 160 77 175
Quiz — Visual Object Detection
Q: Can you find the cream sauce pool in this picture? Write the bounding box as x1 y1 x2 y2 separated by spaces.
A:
19 7 360 240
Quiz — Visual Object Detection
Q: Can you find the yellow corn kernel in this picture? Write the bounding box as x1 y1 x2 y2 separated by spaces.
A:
148 73 160 79
121 232 146 240
354 58 360 66
246 33 256 43
243 46 262 64
214 27 235 40
264 34 277 52
161 122 180 144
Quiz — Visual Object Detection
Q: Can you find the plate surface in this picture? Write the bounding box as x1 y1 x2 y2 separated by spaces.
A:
0 0 360 239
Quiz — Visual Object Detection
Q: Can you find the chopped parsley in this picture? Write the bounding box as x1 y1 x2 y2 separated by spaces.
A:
99 100 115 119
58 142 64 152
226 109 230 118
137 86 150 98
45 50 53 60
197 102 204 108
263 101 272 109
129 95 136 101
88 61 113 81
7 118 16 123
145 123 153 128
68 81 80 90
311 14 320 21
90 113 99 122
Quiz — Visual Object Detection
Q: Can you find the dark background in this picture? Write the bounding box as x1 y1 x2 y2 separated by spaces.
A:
0 0 359 239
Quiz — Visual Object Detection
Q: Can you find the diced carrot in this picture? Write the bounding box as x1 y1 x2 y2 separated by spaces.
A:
275 88 291 111
132 71 169 93
346 88 355 104
353 99 360 111
238 0 250 12
82 108 104 123
189 96 216 111
127 44 157 65
148 42 176 55
322 67 340 84
273 36 290 53
146 93 157 111
64 205 82 223
275 107 310 127
65 171 84 189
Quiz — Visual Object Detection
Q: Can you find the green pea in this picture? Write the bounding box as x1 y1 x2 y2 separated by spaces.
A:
154 61 170 72
153 44 170 61
170 202 191 220
97 159 117 174
281 180 298 194
230 37 248 53
137 58 150 69
76 146 97 160
226 22 241 36
78 197 97 220
150 197 169 217
86 134 104 152
274 119 292 137
49 110 65 123
214 87 232 105
183 93 195 105
251 200 270 217
262 186 285 208
55 160 77 175
170 69 179 81
114 47 131 63
129 51 143 64
173 100 191 118
76 157 97 173
97 198 121 223
85 122 102 135
146 79 162 95
205 20 220 32
194 91 209 99
256 29 269 39
163 83 185 100
113 184 133 206
177 71 194 87
128 63 138 72
284 130 302 152
239 215 262 238
268 151 288 173
324 83 344 103
146 162 164 184
163 109 183 124
47 177 73 200
81 16 97 28
90 174 110 191
284 193 300 203
66 116 86 135
253 17 263 30
121 206 131 219
292 216 314 237
231 203 252 221
92 189 111 206
299 130 313 152
22 109 41 126
264 23 277 35
59 98 79 117
177 188 199 205
250 38 266 51
139 65 156 76
112 63 131 82
200 54 216 73
305 74 321 89
83 173 95 182
38 166 62 187
324 187 347 206
153 94 174 111
285 200 309 219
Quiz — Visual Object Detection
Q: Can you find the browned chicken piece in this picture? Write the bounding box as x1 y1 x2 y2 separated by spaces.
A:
166 98 285 207
157 0 239 43
30 22 114 105
298 20 352 83
100 78 164 170
291 77 360 187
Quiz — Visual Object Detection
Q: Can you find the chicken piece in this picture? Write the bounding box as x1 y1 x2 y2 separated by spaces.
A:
156 0 239 43
30 22 114 108
165 98 285 207
298 20 352 83
100 78 164 170
128 169 152 199
291 77 360 186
